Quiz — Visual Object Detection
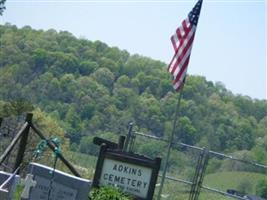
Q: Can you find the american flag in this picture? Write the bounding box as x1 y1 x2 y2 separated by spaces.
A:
168 0 203 91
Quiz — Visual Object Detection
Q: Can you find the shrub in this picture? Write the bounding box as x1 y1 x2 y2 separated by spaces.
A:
89 186 133 200
256 179 267 199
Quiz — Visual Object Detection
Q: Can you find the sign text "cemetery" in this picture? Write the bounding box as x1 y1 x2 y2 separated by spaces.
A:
100 159 152 198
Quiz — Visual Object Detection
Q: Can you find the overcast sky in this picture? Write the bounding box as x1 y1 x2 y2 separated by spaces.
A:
1 0 266 100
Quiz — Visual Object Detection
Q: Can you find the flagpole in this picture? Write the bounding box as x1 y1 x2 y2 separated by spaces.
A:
157 85 184 200
157 0 203 198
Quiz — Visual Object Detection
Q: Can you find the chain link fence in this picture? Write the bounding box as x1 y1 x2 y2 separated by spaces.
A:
130 130 267 200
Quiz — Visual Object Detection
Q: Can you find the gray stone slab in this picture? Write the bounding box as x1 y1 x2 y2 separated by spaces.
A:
0 171 20 200
26 162 91 200
0 189 8 200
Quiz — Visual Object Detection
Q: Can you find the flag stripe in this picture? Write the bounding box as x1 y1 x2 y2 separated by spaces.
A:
173 71 186 90
182 20 189 33
171 18 192 52
176 27 182 41
173 44 193 77
173 57 190 90
171 33 194 76
174 55 190 84
168 26 195 73
175 25 195 57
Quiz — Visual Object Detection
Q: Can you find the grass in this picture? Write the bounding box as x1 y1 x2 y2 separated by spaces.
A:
204 171 267 194
14 184 23 200
65 151 97 169
152 171 267 200
44 150 98 179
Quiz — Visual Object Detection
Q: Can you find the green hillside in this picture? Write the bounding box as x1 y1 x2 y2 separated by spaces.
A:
0 23 267 171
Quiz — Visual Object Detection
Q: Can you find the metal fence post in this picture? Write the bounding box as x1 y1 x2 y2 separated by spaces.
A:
123 122 133 152
189 148 209 200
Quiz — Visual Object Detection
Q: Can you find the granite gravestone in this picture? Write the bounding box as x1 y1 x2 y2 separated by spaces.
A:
0 188 8 199
25 162 91 200
0 171 20 200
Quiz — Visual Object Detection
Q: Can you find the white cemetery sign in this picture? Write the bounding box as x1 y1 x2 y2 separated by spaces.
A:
92 145 161 200
25 162 91 200
100 158 152 198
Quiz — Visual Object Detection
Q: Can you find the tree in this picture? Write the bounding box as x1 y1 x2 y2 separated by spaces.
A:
0 0 6 15
80 103 95 120
138 140 165 158
0 99 34 117
64 105 82 143
113 87 137 110
256 179 267 199
1 24 267 162
79 135 98 155
79 60 98 76
175 116 197 145
92 67 115 90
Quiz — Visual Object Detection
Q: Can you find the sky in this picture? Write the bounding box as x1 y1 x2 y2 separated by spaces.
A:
1 0 267 100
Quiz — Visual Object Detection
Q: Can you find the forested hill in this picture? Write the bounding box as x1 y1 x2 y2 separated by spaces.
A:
0 24 267 158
